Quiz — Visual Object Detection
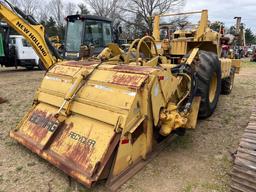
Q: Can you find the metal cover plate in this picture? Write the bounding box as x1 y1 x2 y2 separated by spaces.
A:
11 102 118 186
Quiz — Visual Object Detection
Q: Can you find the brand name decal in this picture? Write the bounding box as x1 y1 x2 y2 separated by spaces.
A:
29 113 59 132
16 21 48 57
69 131 96 148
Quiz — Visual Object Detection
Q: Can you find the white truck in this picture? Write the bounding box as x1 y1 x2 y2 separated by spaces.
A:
0 29 41 70
8 35 40 69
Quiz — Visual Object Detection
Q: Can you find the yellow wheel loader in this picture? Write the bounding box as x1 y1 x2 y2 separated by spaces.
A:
0 1 243 191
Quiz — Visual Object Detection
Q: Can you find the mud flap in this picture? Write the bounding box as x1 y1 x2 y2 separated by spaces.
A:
10 102 121 187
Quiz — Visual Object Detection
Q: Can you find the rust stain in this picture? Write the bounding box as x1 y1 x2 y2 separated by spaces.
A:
113 65 156 73
42 150 94 187
52 122 74 147
51 122 95 175
25 110 56 144
25 110 48 143
109 72 148 89
11 129 95 187
62 60 100 67
66 142 94 174
12 117 97 182
50 65 80 76
49 60 100 76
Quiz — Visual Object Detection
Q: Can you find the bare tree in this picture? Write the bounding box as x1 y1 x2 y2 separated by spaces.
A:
23 0 38 15
84 0 125 24
124 0 184 34
48 0 65 27
77 3 90 15
8 0 20 6
37 2 50 22
65 2 77 16
9 0 39 16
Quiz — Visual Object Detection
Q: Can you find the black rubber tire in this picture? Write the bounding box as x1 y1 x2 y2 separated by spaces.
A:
221 67 235 95
196 51 222 118
174 128 186 136
25 66 34 70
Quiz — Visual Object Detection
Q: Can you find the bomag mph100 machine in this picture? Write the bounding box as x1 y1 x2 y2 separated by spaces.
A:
0 1 242 191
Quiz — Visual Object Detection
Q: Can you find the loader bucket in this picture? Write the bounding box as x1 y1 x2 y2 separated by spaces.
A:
10 61 152 187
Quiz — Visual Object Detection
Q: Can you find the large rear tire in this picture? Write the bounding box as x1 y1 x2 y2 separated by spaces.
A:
196 51 222 118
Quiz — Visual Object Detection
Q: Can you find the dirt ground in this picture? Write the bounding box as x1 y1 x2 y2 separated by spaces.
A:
0 61 256 192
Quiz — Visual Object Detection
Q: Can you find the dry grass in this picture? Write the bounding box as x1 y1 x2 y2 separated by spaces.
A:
0 62 256 192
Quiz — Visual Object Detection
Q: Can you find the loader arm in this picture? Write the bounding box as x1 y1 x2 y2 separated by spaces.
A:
0 1 60 69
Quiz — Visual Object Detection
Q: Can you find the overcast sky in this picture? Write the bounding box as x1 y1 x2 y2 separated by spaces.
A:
184 0 256 31
65 0 255 32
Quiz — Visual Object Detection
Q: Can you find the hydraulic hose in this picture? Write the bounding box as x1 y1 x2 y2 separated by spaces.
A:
171 64 198 113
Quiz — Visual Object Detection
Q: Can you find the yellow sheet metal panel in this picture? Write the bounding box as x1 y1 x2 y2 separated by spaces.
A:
231 59 241 73
37 64 151 123
37 92 64 108
49 114 116 177
37 92 127 127
78 84 135 110
220 58 232 78
35 64 151 130
17 103 61 148
70 101 128 127
185 96 201 129
158 71 179 102
151 79 166 126
111 123 147 176
40 75 73 95
171 40 187 55
89 70 149 89
11 102 119 186
123 96 143 133
49 64 83 77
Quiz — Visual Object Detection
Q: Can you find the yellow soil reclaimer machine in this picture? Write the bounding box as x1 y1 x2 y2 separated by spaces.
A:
0 1 241 190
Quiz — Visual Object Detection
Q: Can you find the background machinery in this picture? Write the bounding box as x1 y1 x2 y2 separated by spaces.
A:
222 17 246 60
0 13 115 69
153 10 239 98
0 1 241 191
48 35 63 53
64 14 113 60
0 22 42 69
232 16 246 59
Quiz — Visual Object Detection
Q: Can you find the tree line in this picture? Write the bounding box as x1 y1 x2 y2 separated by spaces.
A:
9 0 184 40
9 0 255 45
